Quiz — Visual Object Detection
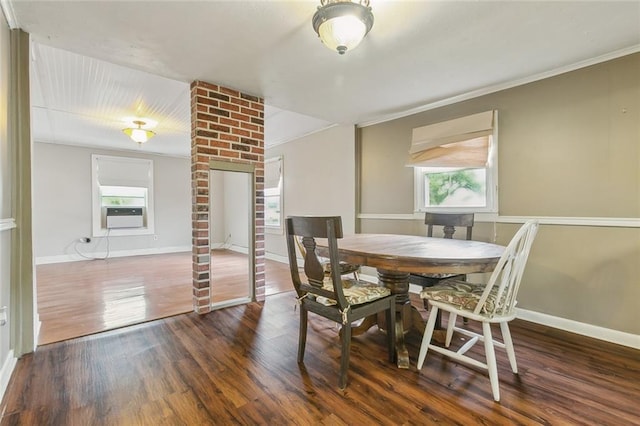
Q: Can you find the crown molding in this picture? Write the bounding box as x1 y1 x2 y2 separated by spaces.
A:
0 218 16 232
0 0 18 29
359 45 640 128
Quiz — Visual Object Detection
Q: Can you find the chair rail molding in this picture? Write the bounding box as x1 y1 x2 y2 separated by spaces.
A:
357 214 640 228
0 218 16 232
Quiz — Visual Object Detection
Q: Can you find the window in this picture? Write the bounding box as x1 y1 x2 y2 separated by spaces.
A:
91 155 154 236
264 156 283 233
409 111 498 213
100 185 147 207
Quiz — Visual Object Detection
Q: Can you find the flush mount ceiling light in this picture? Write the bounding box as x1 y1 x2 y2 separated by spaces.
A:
312 0 374 55
122 120 156 144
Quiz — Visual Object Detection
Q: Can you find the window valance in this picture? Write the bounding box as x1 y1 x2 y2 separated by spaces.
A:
407 110 495 168
95 155 152 188
265 157 282 189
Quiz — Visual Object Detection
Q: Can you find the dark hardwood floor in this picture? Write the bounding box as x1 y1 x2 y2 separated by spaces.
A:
2 290 639 424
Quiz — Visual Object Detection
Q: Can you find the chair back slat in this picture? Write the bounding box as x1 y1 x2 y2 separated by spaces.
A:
299 236 324 287
285 216 349 308
425 212 474 240
473 220 539 317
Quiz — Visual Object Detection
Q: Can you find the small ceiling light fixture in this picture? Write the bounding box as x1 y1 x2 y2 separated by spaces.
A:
122 120 156 144
312 0 374 55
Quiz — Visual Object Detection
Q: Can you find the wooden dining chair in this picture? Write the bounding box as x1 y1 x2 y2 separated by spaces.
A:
295 235 360 280
417 220 539 402
409 212 475 288
409 213 474 326
285 216 396 389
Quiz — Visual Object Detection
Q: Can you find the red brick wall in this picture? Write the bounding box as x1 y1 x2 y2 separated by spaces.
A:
190 80 265 314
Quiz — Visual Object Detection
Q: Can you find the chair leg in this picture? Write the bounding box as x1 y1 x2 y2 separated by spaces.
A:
417 305 439 370
500 321 518 374
298 307 308 363
386 302 396 363
339 323 352 390
482 322 500 402
445 312 457 347
422 297 442 329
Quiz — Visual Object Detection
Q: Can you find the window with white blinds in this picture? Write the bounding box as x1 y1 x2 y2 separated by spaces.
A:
91 154 155 236
408 111 498 213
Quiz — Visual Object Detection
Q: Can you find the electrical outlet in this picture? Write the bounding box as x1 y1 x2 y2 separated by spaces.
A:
153 235 158 241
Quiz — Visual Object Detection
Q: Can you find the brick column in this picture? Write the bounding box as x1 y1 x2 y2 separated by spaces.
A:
190 80 265 314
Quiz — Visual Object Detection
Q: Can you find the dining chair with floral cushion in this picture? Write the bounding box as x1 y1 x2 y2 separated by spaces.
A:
409 212 475 288
285 216 396 389
409 212 475 326
417 220 539 402
295 234 360 280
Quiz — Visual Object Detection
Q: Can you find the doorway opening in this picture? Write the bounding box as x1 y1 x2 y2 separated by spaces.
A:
209 162 255 309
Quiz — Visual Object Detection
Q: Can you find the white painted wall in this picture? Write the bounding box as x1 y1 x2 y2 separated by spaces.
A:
265 124 356 259
224 171 250 250
32 142 191 262
210 170 226 246
210 170 251 250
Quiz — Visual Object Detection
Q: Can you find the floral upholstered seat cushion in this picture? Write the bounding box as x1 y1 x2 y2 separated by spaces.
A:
316 278 390 306
322 261 360 276
415 272 458 280
420 279 502 315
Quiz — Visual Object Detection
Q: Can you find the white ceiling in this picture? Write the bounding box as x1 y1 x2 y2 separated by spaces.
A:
4 1 640 157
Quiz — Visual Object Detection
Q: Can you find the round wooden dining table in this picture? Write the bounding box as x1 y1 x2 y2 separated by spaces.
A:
317 233 505 368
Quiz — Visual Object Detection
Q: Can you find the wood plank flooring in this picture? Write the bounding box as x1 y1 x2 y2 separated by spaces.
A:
209 249 293 303
4 290 639 425
36 251 293 345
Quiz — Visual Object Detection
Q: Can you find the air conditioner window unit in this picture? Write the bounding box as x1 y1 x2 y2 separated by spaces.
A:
106 207 144 229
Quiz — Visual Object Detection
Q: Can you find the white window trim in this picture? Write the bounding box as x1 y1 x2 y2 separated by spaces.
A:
91 154 155 237
413 114 499 214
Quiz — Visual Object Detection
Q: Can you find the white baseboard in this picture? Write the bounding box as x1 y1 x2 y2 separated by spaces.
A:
399 283 638 350
210 296 252 311
228 245 248 255
211 241 226 249
36 245 191 265
516 308 640 350
0 350 17 404
265 252 289 264
34 313 41 351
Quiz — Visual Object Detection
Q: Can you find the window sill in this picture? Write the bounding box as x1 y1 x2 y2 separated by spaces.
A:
93 227 155 238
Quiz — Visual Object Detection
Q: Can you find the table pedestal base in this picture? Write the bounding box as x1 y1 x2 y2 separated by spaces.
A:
348 270 415 368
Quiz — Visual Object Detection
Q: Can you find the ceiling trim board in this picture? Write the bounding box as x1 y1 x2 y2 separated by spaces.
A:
266 124 339 150
33 140 190 160
0 0 17 29
358 44 640 129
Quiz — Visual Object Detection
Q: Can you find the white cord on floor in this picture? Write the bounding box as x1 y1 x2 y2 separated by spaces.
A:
74 229 111 260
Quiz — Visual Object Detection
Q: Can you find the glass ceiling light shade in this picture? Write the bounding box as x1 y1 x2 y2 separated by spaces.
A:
312 0 374 55
122 120 156 144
